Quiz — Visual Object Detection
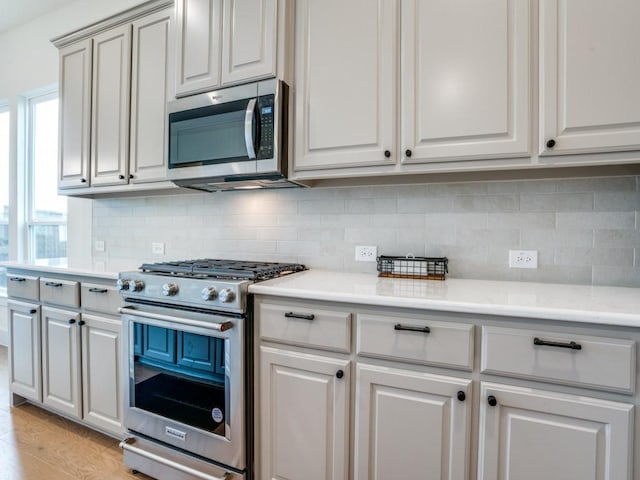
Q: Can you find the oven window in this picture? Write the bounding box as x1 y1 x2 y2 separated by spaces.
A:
131 323 227 436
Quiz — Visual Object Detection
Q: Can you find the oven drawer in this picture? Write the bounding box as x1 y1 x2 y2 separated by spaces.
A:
81 282 120 314
7 274 39 301
40 277 80 308
357 313 475 370
481 326 636 394
258 301 351 353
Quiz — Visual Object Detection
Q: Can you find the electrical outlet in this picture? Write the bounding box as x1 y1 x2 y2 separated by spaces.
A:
94 240 105 252
152 242 165 255
509 250 538 269
355 245 377 262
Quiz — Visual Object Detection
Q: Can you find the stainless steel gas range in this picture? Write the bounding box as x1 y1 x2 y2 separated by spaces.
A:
117 259 306 480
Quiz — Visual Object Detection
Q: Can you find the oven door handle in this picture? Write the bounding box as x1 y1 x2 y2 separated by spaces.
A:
244 98 258 159
118 306 234 332
120 438 232 480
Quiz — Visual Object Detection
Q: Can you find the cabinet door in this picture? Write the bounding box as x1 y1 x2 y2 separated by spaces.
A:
90 24 131 187
354 363 471 480
41 307 82 418
221 0 276 86
8 301 41 402
58 39 92 189
401 0 530 163
294 0 397 171
81 314 123 436
129 7 173 183
142 325 176 363
478 382 634 480
259 346 349 480
540 0 640 155
175 0 223 96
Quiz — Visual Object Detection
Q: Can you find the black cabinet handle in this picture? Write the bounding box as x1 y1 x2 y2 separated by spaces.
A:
80 178 87 183
336 370 344 379
88 287 108 294
78 320 86 326
119 174 125 180
9 277 26 282
30 309 37 314
45 282 63 287
284 312 315 321
546 139 556 148
533 337 582 350
457 391 466 402
68 319 76 325
129 174 134 179
394 323 430 334
405 149 412 157
487 395 497 407
384 150 391 158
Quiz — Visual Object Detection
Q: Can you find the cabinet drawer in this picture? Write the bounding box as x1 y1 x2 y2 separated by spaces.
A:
357 314 474 370
7 274 39 301
40 277 80 308
481 326 636 394
81 282 120 314
259 301 351 353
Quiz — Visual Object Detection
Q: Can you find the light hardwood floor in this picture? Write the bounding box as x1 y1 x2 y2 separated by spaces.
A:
0 346 153 479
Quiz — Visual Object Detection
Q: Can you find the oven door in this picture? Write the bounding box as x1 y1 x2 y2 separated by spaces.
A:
120 305 246 471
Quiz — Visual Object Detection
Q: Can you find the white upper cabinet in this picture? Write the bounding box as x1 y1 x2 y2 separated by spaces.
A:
175 0 222 95
402 0 530 163
175 0 281 97
293 0 530 175
221 0 277 86
90 25 132 187
58 39 92 189
130 8 174 183
294 0 397 171
540 0 640 155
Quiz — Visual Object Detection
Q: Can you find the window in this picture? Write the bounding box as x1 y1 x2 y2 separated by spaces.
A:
0 104 8 289
26 92 66 263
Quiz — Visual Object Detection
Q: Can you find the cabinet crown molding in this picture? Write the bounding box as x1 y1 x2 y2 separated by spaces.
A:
51 0 173 48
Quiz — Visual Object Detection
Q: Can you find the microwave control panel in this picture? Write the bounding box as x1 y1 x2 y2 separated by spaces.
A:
257 94 275 159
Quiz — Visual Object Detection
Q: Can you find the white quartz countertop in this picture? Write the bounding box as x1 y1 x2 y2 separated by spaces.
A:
1 260 133 281
249 270 640 328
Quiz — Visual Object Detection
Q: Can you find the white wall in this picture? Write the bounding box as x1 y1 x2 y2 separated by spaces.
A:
0 0 149 343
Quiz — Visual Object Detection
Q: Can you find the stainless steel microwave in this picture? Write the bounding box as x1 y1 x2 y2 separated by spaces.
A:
167 79 301 191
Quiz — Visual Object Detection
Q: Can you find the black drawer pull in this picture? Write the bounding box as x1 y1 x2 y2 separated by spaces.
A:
533 337 582 350
457 391 466 402
284 312 315 321
487 395 497 407
88 287 108 294
394 323 430 334
45 281 63 287
78 320 86 326
336 370 344 379
30 309 37 314
68 319 76 325
9 277 26 282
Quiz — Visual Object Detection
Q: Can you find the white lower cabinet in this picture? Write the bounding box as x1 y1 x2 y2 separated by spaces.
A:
42 307 82 417
354 363 471 480
259 346 350 480
7 301 41 402
81 313 122 434
478 382 634 480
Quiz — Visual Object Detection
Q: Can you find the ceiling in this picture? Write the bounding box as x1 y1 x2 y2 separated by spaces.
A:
0 0 78 34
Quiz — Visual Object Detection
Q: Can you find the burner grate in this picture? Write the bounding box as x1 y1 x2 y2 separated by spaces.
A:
140 259 307 281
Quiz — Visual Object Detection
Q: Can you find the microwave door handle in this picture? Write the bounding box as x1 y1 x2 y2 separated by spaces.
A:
244 98 258 159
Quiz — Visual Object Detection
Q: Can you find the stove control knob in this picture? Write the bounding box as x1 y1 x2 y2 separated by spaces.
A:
219 288 236 303
162 283 179 296
128 280 145 292
201 287 218 301
116 279 130 291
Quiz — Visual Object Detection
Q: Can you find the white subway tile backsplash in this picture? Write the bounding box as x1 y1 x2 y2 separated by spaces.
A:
94 175 640 287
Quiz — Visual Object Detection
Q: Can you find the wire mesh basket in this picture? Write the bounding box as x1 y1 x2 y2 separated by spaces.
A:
377 255 448 280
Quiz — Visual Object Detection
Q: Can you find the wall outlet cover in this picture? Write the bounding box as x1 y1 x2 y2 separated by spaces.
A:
355 245 377 262
509 250 538 269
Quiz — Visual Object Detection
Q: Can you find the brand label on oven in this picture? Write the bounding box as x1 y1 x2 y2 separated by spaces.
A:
165 426 187 442
212 408 224 423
